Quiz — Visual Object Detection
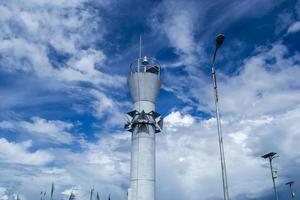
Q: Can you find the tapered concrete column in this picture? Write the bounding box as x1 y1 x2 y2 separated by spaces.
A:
126 63 162 200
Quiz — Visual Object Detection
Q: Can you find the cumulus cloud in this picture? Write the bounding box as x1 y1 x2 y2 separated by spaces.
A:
0 38 53 77
0 0 125 86
0 138 53 165
164 111 194 131
287 21 300 34
0 117 75 144
149 0 203 67
0 187 8 200
164 43 300 119
156 104 299 200
156 111 271 200
0 0 126 124
0 132 130 200
149 0 281 69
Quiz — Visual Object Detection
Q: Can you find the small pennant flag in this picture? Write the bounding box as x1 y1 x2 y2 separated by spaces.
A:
51 183 54 199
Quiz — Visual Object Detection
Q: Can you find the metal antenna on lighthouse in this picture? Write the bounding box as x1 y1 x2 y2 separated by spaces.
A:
139 35 142 59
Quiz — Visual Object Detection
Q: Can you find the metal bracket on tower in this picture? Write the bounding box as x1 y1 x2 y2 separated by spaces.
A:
125 110 163 133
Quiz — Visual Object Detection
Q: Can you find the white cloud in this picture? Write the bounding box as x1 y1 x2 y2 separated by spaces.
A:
165 43 300 118
0 121 14 129
0 38 53 77
0 0 127 126
0 0 125 88
0 138 53 165
149 0 204 67
155 106 299 199
214 44 300 117
156 110 272 200
0 187 8 200
164 111 194 131
0 117 74 144
0 132 130 200
61 187 81 198
287 21 300 34
58 49 126 88
90 89 129 127
150 0 281 69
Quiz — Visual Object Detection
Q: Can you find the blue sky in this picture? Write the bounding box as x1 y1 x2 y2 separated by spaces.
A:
0 0 299 200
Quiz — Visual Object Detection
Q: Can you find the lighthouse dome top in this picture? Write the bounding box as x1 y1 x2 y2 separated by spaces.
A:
130 56 161 75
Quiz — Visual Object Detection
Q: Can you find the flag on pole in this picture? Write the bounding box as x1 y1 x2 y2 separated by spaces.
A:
69 192 75 200
96 192 100 200
90 188 94 200
51 183 54 199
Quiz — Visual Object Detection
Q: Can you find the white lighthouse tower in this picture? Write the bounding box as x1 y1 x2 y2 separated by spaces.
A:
125 56 163 200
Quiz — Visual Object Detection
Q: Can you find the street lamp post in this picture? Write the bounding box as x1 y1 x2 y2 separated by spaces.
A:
262 152 279 200
211 34 230 200
286 181 296 200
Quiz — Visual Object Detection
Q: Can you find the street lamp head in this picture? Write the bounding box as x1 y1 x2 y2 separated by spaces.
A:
261 152 277 159
216 34 225 48
286 181 295 186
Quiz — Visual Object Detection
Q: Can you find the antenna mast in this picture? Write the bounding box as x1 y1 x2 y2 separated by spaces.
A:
139 35 142 59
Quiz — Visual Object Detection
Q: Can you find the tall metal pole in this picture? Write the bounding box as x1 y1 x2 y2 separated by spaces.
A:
262 152 279 200
269 157 279 200
139 35 142 59
211 34 230 200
